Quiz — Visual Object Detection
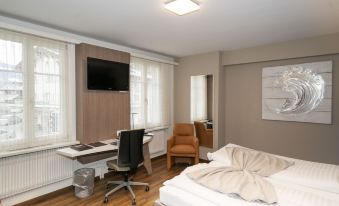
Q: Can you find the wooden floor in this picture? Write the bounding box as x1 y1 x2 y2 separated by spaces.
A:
17 156 188 206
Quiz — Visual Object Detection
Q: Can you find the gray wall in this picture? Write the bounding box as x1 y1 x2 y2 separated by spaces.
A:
222 32 339 65
224 54 339 164
173 33 339 163
174 52 224 156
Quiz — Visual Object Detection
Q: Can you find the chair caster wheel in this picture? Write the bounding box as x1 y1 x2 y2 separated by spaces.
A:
104 197 109 203
145 186 150 192
132 199 136 205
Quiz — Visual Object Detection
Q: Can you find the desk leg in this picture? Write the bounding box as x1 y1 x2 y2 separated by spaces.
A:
143 143 152 175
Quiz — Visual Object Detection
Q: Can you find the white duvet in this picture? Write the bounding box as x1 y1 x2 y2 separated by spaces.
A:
160 185 215 206
208 143 339 194
162 161 339 206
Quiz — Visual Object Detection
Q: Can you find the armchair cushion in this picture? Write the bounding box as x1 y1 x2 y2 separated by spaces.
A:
170 145 196 154
174 135 196 145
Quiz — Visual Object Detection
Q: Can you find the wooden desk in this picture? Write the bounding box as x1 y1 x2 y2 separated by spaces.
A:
56 135 153 174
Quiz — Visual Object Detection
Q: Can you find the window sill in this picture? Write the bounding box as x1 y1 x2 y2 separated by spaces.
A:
145 126 169 133
0 141 80 158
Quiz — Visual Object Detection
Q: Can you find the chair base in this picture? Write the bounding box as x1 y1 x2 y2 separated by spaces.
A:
104 177 149 205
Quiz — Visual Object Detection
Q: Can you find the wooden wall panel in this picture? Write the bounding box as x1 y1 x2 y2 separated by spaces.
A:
76 43 130 144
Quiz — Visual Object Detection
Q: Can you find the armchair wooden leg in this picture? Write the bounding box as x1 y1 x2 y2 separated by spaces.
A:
194 155 199 165
167 154 173 170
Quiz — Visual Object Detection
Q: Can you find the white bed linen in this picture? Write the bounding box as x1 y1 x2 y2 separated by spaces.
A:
160 185 215 206
162 162 339 206
207 143 339 194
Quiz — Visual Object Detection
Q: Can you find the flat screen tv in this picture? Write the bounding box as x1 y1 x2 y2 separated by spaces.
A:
87 57 129 91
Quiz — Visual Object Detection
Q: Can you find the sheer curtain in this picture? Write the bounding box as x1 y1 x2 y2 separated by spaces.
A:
130 57 171 129
0 29 70 151
191 75 207 121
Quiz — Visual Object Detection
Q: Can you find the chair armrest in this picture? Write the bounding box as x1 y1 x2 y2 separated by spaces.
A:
167 136 175 152
193 137 199 157
192 136 199 147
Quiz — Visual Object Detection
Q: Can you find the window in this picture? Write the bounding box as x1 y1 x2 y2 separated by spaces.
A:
0 29 74 152
191 75 207 121
130 57 172 130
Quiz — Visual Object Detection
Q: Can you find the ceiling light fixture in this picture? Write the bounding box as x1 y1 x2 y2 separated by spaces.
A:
165 0 200 16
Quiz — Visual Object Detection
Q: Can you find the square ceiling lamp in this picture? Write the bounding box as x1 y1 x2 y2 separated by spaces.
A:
165 0 200 16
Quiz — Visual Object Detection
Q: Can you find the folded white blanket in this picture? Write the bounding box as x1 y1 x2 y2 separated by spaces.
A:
187 147 293 203
208 143 339 194
164 162 339 206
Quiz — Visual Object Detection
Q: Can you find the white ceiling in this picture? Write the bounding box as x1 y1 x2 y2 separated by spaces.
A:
0 0 339 57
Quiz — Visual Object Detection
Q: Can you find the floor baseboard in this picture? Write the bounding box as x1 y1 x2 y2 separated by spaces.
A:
2 178 73 206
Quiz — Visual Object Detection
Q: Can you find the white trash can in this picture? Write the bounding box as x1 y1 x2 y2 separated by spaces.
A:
73 168 95 198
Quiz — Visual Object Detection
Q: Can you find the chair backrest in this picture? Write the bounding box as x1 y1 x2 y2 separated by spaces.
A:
173 123 194 136
194 121 207 141
173 123 194 145
117 129 145 170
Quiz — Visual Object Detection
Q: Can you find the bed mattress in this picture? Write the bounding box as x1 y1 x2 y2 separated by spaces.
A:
159 162 339 206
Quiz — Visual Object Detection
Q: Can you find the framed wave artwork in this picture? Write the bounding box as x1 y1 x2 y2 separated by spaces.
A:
262 61 332 124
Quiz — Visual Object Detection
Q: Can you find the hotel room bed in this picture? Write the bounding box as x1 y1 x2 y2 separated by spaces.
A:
158 144 339 206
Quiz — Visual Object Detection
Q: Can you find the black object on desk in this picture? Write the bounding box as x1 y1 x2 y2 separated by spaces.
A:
88 142 106 147
111 140 118 146
206 121 213 129
70 144 93 151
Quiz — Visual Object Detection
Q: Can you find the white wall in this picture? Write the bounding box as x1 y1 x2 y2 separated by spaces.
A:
0 15 177 65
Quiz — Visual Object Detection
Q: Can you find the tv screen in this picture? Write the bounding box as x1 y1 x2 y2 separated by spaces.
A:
87 57 129 91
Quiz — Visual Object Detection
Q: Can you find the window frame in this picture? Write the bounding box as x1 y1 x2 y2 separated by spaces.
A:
130 57 171 130
0 29 76 153
190 75 208 122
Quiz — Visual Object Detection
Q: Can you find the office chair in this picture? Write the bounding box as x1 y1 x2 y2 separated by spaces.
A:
104 129 149 205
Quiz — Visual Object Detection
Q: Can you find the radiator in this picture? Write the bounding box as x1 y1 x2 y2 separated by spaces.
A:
148 130 167 154
0 130 169 200
0 147 74 199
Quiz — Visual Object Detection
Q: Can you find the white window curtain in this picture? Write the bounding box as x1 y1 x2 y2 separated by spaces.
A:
0 29 72 152
191 75 207 121
130 57 171 130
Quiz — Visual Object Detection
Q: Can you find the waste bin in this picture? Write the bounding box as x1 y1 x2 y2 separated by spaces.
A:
73 168 95 198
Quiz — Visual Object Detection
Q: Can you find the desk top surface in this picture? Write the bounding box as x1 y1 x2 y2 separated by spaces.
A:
56 135 153 158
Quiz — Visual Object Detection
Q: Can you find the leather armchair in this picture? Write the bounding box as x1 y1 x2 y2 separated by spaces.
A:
167 123 199 170
194 121 213 148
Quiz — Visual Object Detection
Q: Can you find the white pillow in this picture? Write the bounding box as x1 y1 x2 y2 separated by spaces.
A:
207 143 245 165
207 143 339 194
270 156 339 194
207 147 229 165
